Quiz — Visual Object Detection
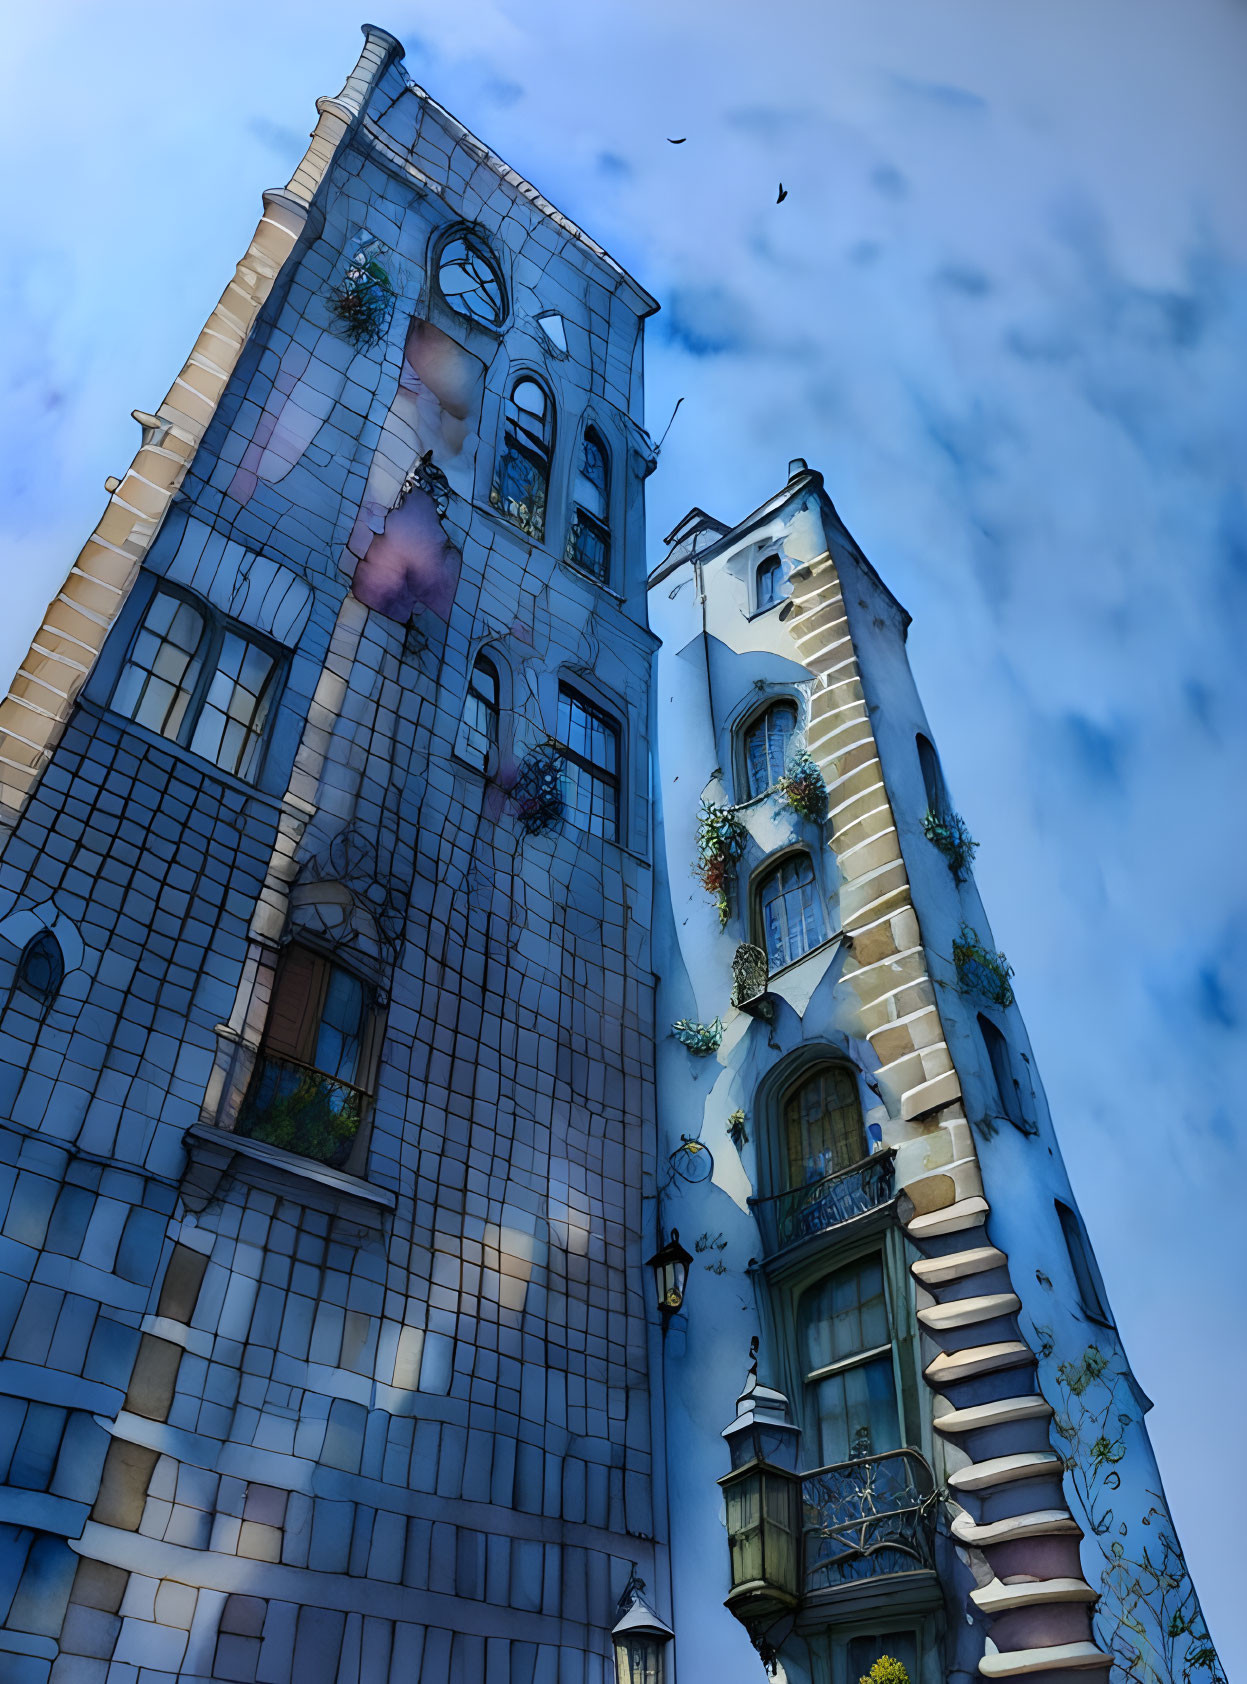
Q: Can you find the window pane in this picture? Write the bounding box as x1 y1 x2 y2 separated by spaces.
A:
188 631 276 779
744 703 796 799
571 517 608 582
313 966 366 1085
557 687 620 841
756 555 783 609
759 854 824 969
806 1353 900 1465
462 657 499 771
437 235 505 325
113 589 208 743
801 1256 889 1371
784 1065 864 1186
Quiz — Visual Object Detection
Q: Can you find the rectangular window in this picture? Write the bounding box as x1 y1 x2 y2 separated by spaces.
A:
799 1256 901 1466
556 685 620 842
111 583 281 780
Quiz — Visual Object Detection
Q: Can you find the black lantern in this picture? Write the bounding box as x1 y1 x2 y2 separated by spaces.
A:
718 1342 803 1626
611 1567 673 1684
646 1227 693 1316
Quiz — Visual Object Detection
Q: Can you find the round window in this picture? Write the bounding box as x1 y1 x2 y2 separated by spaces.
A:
437 233 506 326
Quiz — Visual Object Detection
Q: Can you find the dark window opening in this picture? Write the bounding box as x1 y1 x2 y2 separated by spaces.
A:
11 931 64 1008
462 654 500 771
1056 1200 1112 1325
978 1014 1028 1132
238 944 378 1169
110 583 281 780
782 1064 865 1191
756 554 785 611
568 428 610 583
916 733 946 818
758 853 825 970
798 1255 900 1466
492 379 553 540
743 701 797 799
436 231 506 326
556 685 620 842
847 1635 919 1679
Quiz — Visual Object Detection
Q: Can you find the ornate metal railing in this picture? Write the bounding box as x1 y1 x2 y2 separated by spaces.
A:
750 1149 895 1255
731 942 769 1009
236 1054 365 1169
801 1449 937 1594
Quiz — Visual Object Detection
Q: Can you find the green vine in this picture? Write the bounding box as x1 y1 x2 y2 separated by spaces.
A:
921 807 977 881
1045 1339 1225 1683
693 799 746 926
952 923 1015 1007
778 749 828 822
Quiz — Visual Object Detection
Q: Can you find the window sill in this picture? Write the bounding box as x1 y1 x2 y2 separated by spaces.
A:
756 931 845 986
180 1123 394 1238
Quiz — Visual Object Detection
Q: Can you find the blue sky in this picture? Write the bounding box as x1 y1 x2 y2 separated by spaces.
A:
2 0 1244 1662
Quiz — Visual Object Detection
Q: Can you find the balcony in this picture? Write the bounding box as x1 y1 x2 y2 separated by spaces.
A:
801 1448 937 1595
750 1149 896 1256
236 1053 364 1169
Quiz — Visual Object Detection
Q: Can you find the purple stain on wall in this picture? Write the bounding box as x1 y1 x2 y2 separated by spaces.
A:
351 487 462 623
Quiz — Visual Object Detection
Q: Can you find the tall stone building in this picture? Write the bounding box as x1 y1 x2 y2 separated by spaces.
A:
0 24 1222 1684
0 25 666 1684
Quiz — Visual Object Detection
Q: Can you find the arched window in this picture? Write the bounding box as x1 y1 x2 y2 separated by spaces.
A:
1056 1200 1111 1325
742 701 797 799
978 1014 1029 1132
568 428 610 583
798 1254 900 1465
782 1064 865 1190
436 230 506 326
12 931 64 1007
757 854 825 970
916 734 946 818
755 554 784 612
461 654 500 771
492 378 553 540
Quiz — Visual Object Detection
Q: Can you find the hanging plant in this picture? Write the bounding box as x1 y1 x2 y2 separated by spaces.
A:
952 924 1015 1008
777 749 828 822
693 799 746 926
330 256 396 348
672 1016 724 1055
727 1109 748 1148
860 1661 910 1684
921 807 978 882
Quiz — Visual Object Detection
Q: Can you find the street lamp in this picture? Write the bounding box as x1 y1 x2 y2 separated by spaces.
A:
719 1340 803 1627
646 1227 693 1316
611 1567 673 1684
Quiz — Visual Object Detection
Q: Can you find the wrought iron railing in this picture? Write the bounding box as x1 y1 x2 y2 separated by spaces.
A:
801 1449 937 1594
236 1054 365 1169
731 942 769 1009
750 1149 895 1255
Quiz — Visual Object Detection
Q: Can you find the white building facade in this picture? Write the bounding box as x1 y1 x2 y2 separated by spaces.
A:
647 462 1222 1683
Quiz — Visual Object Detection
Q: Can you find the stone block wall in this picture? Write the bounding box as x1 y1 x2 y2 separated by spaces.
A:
0 27 666 1684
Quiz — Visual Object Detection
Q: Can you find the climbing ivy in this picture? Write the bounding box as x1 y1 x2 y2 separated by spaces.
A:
693 800 746 926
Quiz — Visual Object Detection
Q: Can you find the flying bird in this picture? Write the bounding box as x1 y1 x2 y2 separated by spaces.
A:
667 137 687 144
776 183 788 203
